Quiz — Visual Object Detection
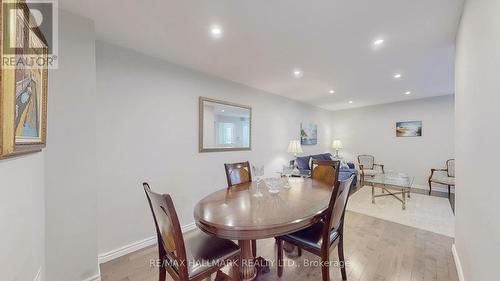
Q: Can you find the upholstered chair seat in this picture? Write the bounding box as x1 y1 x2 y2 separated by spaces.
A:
277 221 339 252
430 175 455 186
182 229 241 278
360 169 381 176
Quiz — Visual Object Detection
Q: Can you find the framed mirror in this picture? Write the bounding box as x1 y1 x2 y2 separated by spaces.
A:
199 97 252 152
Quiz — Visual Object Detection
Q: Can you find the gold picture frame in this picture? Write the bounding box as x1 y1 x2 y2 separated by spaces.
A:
0 0 49 158
199 97 252 153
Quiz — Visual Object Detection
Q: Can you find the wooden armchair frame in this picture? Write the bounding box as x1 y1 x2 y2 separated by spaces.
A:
428 159 455 197
358 155 385 186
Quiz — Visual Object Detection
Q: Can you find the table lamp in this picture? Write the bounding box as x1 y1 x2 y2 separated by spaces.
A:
332 140 343 157
287 140 303 157
287 140 303 174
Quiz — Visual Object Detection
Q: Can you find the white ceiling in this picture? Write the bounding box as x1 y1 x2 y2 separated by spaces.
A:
61 0 464 111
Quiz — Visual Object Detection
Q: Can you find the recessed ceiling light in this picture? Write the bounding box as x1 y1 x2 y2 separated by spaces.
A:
221 109 225 112
210 25 223 38
329 90 335 94
373 38 385 46
393 73 402 79
348 101 353 104
293 68 303 78
404 91 411 95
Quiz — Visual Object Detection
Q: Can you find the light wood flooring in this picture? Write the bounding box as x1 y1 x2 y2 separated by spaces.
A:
100 210 458 281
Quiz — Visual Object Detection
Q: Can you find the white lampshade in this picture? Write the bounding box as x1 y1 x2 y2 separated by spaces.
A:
332 140 343 149
287 140 303 154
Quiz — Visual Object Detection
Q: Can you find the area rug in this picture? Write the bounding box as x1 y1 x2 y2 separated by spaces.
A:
347 186 454 237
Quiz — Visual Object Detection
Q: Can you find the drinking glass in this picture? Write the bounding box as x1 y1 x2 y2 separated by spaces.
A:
252 165 265 197
264 178 281 194
282 165 294 189
283 165 293 177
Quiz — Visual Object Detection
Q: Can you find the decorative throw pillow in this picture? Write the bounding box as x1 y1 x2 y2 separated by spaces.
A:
321 153 333 160
295 156 312 170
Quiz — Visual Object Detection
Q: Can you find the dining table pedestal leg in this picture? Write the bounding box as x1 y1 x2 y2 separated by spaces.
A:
239 240 257 280
238 240 270 280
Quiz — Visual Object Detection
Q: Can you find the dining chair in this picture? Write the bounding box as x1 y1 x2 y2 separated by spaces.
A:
357 155 385 186
143 183 241 281
224 161 252 186
428 159 455 197
224 161 258 258
276 174 355 281
311 159 341 187
296 159 340 257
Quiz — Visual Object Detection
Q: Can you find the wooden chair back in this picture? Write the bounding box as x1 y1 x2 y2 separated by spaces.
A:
311 159 340 187
324 175 354 233
143 183 188 280
358 155 375 169
224 161 252 186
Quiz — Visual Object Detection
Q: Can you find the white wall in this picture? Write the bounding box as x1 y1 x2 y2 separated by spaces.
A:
0 154 45 281
455 0 500 280
95 41 333 254
44 10 98 281
330 95 455 188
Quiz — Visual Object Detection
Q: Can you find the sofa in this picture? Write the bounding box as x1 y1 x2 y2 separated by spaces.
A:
290 153 358 187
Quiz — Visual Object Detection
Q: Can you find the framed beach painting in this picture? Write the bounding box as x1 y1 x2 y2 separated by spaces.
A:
396 121 422 137
300 123 317 145
1 0 49 158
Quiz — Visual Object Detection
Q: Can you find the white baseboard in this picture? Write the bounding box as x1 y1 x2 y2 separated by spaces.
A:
97 222 196 264
33 267 42 281
452 244 465 281
413 183 454 194
81 274 100 281
98 236 157 264
181 222 197 233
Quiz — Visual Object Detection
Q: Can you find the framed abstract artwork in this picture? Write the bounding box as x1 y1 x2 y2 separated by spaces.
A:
396 121 422 137
1 1 49 158
300 123 317 145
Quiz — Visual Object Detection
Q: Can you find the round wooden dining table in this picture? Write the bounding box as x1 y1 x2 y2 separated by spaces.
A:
193 177 333 280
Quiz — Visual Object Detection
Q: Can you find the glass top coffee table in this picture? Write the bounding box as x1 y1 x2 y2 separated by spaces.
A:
364 172 414 210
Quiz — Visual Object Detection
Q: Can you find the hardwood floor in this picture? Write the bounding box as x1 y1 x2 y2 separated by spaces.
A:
100 211 459 281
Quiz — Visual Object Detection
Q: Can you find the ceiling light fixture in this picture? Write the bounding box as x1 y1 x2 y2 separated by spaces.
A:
210 25 223 38
329 90 335 94
348 101 353 104
293 68 303 78
373 38 385 46
405 91 411 95
393 73 402 79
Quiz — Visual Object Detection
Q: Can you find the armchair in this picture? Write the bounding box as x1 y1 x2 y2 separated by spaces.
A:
358 155 385 186
428 159 455 197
